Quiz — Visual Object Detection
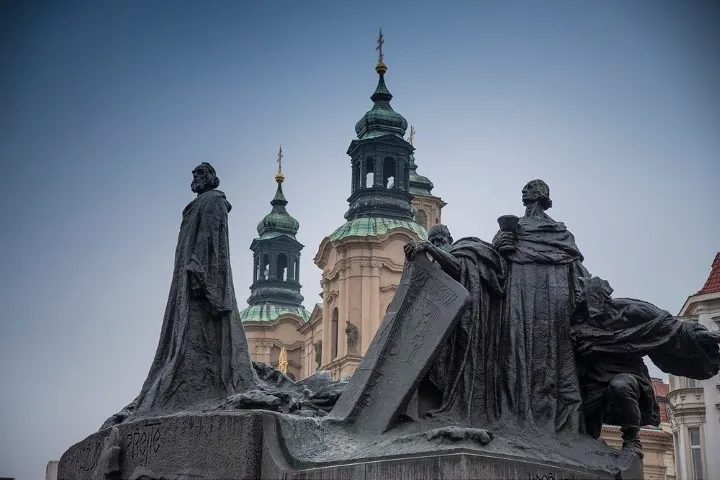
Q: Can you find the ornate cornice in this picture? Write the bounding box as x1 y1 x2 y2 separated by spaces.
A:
251 339 305 350
314 227 421 269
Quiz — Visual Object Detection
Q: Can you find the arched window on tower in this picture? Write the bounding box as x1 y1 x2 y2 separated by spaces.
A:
276 253 288 281
415 209 428 229
365 157 375 187
383 157 396 188
261 254 270 280
353 162 361 193
331 307 339 359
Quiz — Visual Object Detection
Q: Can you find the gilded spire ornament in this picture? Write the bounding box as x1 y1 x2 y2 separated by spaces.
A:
278 346 288 374
375 29 387 74
275 144 284 183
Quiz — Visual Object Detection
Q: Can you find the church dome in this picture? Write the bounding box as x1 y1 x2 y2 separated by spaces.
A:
354 64 408 139
257 174 299 239
257 210 299 239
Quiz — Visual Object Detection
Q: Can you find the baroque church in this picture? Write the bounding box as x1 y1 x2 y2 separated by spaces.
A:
239 42 443 381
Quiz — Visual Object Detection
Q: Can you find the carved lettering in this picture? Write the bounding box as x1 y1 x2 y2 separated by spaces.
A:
424 276 459 307
124 422 162 467
527 473 575 480
77 437 102 472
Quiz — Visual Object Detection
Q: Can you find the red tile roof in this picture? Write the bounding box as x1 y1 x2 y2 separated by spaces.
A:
697 252 720 295
651 378 669 397
651 378 671 422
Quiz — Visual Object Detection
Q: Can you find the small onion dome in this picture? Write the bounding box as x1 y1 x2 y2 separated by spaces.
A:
354 63 408 139
257 174 299 239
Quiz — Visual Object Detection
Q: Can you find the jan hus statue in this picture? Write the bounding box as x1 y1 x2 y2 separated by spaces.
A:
133 163 257 415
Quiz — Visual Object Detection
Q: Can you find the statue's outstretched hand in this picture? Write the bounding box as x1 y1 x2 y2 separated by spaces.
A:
403 242 416 260
404 241 426 261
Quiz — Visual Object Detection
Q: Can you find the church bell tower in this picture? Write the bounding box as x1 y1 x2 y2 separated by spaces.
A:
345 36 414 222
240 147 309 380
314 32 429 379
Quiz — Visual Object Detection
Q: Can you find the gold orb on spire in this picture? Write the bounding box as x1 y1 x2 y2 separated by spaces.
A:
275 144 285 183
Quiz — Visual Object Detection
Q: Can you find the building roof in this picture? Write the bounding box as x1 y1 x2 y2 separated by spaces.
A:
696 252 720 295
238 304 310 323
257 175 299 240
354 63 408 140
329 216 427 241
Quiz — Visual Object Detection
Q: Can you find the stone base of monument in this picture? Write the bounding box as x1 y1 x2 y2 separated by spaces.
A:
266 452 642 480
59 411 643 480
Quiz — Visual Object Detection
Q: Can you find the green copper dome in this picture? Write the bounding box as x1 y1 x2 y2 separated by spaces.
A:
354 69 408 140
257 178 299 239
239 304 310 323
330 216 427 241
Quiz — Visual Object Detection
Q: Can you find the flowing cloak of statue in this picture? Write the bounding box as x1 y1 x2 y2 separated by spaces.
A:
571 297 720 426
425 237 507 425
495 215 589 434
133 189 257 415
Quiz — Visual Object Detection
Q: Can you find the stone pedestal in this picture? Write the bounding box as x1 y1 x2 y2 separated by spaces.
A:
58 412 265 480
275 453 641 480
59 411 643 480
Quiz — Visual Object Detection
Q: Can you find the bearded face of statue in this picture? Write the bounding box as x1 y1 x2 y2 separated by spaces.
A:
521 179 552 210
427 225 453 252
191 163 219 194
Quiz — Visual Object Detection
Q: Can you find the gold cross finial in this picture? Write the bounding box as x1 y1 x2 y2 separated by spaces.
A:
275 144 285 183
408 125 415 146
376 29 384 64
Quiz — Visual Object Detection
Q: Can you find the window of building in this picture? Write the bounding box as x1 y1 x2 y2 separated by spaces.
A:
261 254 270 280
383 157 396 188
277 253 287 281
365 158 375 187
689 426 704 480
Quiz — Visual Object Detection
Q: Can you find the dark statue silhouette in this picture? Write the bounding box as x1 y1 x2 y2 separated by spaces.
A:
60 175 720 480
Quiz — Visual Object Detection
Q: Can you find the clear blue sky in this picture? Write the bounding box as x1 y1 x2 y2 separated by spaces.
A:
1 1 718 478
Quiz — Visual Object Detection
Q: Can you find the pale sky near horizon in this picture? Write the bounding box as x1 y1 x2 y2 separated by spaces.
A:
1 1 718 478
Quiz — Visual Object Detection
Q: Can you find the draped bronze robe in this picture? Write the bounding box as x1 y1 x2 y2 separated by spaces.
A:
495 214 588 434
134 189 256 415
425 237 507 425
